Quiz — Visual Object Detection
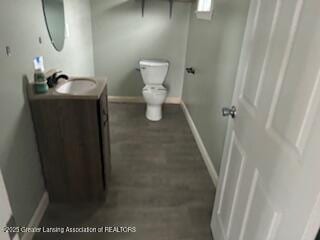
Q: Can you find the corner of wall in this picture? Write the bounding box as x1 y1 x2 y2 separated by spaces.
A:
87 0 96 76
180 2 193 100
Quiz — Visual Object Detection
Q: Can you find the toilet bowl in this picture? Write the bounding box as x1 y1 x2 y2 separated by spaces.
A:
139 59 169 121
143 85 167 121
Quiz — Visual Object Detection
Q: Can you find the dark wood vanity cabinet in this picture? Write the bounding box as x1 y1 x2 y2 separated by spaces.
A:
29 85 111 202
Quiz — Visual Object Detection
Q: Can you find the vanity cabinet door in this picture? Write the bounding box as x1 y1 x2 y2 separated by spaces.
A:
30 99 106 202
99 86 111 191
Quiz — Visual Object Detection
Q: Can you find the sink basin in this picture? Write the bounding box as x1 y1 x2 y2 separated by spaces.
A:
55 78 97 95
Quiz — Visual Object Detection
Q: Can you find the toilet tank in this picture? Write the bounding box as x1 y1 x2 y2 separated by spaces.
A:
139 60 169 85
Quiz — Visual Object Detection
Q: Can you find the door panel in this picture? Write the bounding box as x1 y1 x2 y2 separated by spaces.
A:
267 0 320 154
217 133 246 239
211 0 320 239
240 170 280 240
242 0 280 108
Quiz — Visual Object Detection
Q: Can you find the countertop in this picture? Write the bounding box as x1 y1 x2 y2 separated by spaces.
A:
28 77 107 101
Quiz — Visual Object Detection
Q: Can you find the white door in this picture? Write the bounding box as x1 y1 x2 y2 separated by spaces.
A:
0 171 18 240
211 0 320 239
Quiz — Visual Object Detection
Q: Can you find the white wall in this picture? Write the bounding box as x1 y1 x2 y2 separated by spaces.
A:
0 0 94 228
90 0 191 98
182 0 251 173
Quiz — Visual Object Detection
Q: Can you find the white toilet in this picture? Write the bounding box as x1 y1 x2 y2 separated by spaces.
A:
140 59 169 121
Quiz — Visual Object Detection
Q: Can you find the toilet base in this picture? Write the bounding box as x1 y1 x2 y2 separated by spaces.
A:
146 105 162 121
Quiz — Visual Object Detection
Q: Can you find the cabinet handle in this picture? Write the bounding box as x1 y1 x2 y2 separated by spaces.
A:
102 110 108 126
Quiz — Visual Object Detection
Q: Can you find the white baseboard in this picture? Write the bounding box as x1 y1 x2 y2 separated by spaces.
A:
21 192 49 240
181 101 219 186
108 96 181 104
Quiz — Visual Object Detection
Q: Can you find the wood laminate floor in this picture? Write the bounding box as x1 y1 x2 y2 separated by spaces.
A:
34 103 215 240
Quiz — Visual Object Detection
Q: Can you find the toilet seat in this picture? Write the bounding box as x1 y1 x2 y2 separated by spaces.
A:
143 85 167 95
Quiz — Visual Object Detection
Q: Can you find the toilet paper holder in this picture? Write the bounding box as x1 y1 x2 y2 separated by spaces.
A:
186 67 195 75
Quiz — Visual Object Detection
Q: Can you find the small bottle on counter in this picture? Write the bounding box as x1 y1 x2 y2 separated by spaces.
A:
33 56 48 94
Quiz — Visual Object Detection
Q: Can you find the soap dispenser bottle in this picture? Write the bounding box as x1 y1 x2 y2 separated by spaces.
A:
33 56 48 94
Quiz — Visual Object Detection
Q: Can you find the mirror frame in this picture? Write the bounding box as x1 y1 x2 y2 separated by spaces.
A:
42 0 66 52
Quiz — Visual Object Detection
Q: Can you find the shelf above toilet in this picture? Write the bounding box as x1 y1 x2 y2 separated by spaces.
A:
141 0 194 18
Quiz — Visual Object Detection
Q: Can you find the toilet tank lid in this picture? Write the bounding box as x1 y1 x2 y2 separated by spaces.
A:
140 59 169 67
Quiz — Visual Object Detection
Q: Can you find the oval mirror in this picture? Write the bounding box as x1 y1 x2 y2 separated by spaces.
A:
42 0 66 51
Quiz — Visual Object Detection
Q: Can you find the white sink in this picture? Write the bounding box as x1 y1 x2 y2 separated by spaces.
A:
55 78 97 95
